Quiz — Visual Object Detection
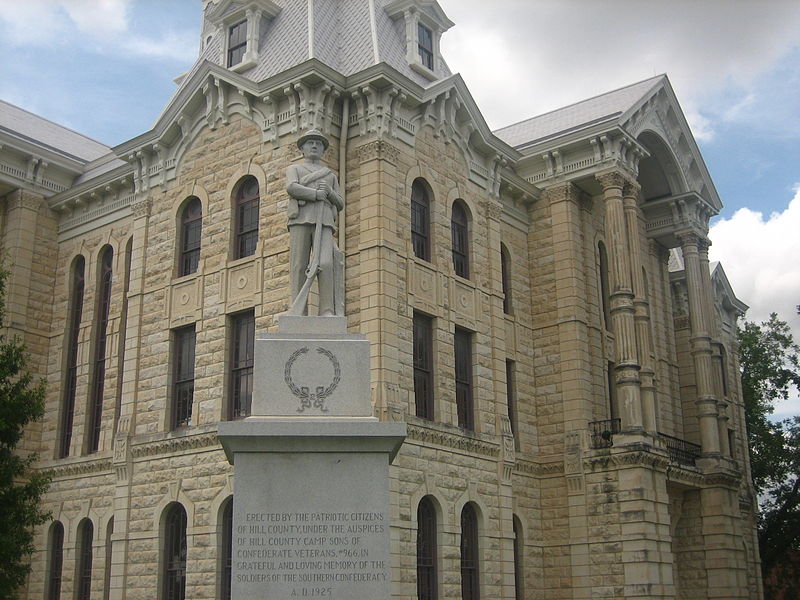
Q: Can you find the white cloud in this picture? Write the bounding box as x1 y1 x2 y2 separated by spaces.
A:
439 0 800 133
709 186 800 418
0 0 131 43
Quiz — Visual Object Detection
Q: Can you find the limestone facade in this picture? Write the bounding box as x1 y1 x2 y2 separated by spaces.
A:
0 1 761 598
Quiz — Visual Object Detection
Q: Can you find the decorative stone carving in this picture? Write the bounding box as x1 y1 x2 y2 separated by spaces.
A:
355 140 400 164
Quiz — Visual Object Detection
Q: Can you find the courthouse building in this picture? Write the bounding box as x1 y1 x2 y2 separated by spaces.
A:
0 0 762 598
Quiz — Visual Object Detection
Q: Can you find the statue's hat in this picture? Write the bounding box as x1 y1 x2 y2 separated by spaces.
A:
297 128 329 150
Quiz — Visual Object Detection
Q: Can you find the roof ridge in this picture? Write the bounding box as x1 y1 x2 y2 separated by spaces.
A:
492 74 665 134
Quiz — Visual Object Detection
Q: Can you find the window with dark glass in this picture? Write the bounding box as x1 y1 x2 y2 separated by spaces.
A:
227 20 247 67
411 179 431 261
234 177 259 259
505 360 516 439
115 238 133 433
221 498 233 600
60 256 85 458
418 23 434 70
88 246 113 454
413 312 434 420
76 519 94 600
229 311 255 419
47 521 65 600
172 326 196 430
500 244 512 314
512 516 524 600
460 503 479 600
179 197 202 276
454 328 473 430
451 201 469 279
598 242 610 330
162 504 187 600
417 497 437 600
104 517 114 600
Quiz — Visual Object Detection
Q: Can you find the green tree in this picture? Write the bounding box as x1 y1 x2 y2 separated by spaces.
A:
738 313 800 598
0 268 50 599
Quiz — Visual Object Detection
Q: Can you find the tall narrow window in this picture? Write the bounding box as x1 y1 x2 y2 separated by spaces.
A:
162 504 187 600
417 497 438 600
179 197 202 276
76 519 94 600
460 503 480 600
47 521 65 600
451 201 469 279
172 326 196 430
598 242 610 330
227 20 247 67
60 256 85 458
413 312 434 420
500 243 512 314
607 361 618 422
229 311 255 419
417 23 434 70
220 498 233 600
512 516 524 600
88 246 113 453
115 237 133 433
454 328 473 430
234 176 260 259
104 517 114 600
505 360 516 439
411 179 431 261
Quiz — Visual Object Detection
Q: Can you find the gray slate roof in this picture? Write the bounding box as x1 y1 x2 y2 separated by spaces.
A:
0 99 110 163
493 75 663 149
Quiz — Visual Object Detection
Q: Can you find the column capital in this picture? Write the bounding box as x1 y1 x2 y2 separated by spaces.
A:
622 179 641 200
676 230 709 250
595 170 628 192
542 180 582 205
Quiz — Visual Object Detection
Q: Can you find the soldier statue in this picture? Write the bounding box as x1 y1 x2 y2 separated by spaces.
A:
285 129 344 316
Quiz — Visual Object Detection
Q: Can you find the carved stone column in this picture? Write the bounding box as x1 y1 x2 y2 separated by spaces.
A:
677 232 720 456
623 181 658 433
597 171 643 432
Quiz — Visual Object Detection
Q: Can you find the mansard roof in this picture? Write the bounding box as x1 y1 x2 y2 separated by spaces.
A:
493 75 663 149
196 0 452 87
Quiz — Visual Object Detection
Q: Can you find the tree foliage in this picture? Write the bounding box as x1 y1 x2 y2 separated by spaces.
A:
0 268 50 599
738 313 800 598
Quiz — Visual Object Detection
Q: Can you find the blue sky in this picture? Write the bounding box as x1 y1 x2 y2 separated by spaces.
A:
1 0 798 415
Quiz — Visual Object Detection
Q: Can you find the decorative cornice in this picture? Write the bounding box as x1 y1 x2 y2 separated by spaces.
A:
354 140 401 164
130 431 220 459
405 423 499 458
514 458 563 476
48 457 114 479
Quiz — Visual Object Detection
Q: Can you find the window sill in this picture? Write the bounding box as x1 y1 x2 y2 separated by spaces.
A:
410 60 437 81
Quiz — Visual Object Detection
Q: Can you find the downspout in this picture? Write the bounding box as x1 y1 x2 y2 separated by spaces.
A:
338 96 350 254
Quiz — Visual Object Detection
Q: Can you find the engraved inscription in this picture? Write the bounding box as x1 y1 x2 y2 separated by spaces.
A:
234 511 388 596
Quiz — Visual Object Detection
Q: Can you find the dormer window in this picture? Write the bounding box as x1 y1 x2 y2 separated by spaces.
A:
206 0 281 73
228 20 248 67
418 23 434 70
385 0 454 81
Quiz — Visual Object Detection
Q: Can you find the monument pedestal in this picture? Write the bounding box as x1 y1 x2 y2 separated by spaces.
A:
218 316 405 599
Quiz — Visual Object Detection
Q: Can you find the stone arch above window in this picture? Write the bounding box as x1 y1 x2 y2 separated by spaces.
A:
178 197 202 277
232 176 260 259
451 199 470 279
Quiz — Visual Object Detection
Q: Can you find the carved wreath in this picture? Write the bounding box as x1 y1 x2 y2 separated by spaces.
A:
284 346 341 413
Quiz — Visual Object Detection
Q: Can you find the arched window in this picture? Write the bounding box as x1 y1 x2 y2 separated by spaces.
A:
411 179 431 261
234 177 260 259
460 503 480 600
220 497 233 600
505 360 517 439
88 246 113 454
47 521 65 600
76 518 94 600
104 517 114 600
162 504 188 600
598 242 610 330
416 496 437 600
451 201 470 278
512 515 524 600
179 197 202 276
115 237 133 433
60 256 85 458
500 243 512 314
